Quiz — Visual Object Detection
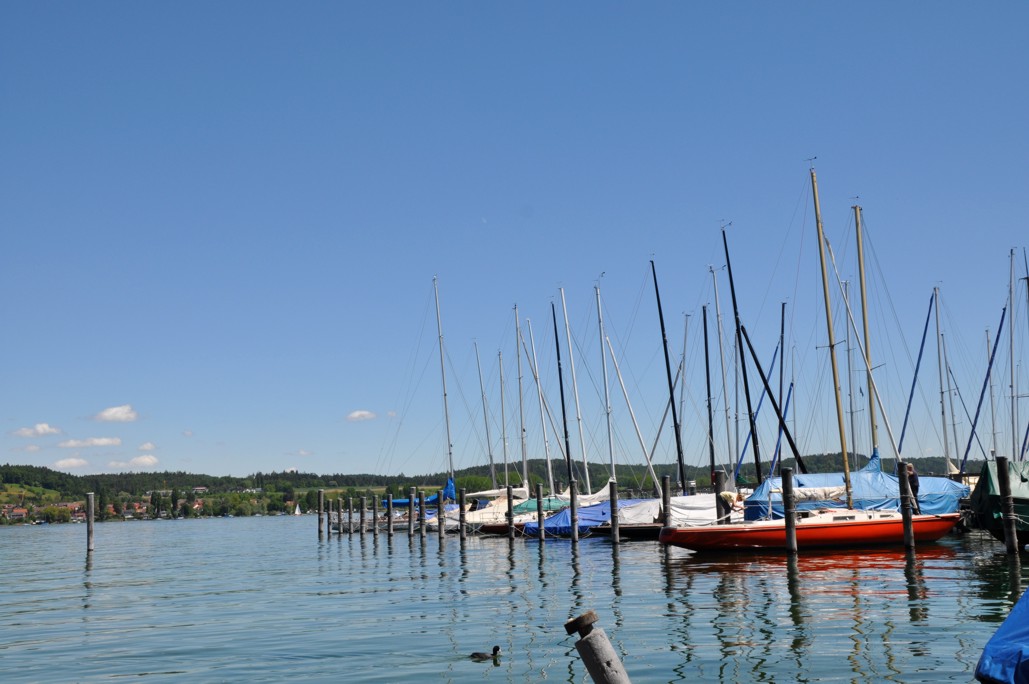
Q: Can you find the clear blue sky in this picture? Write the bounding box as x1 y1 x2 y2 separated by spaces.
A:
2 2 1027 481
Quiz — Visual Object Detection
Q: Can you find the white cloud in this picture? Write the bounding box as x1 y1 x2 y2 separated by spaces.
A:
108 455 159 469
13 423 60 437
138 442 157 452
297 449 312 457
54 458 89 469
347 410 376 422
23 444 41 453
182 430 194 438
94 405 138 422
58 437 122 448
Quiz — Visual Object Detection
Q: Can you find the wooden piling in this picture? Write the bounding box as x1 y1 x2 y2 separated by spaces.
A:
458 488 466 540
372 496 379 535
347 497 354 536
661 475 671 527
609 480 619 544
569 479 579 544
386 494 394 537
86 492 95 553
782 468 797 554
318 489 325 536
418 491 426 539
536 483 545 542
897 461 915 550
407 487 416 537
714 471 727 523
997 456 1019 554
506 485 515 540
359 496 367 535
437 490 445 540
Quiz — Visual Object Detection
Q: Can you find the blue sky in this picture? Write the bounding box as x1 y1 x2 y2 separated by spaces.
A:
2 3 1027 481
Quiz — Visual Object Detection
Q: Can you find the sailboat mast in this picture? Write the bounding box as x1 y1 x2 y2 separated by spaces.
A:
942 331 962 467
552 303 576 493
514 306 529 489
596 285 616 480
778 301 786 475
433 277 455 481
605 335 661 494
651 260 688 493
526 318 556 494
720 231 763 484
934 288 953 471
987 330 999 457
810 169 853 507
560 288 592 493
854 205 880 458
710 266 734 475
1010 248 1017 459
703 305 717 484
498 350 510 487
845 281 858 463
474 342 497 490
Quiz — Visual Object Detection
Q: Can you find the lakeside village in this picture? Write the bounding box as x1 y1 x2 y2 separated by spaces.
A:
1 455 969 526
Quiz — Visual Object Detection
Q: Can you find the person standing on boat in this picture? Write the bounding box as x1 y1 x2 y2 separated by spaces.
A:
719 490 744 513
906 463 921 514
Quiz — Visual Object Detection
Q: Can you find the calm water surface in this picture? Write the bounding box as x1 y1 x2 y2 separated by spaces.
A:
1 516 1022 683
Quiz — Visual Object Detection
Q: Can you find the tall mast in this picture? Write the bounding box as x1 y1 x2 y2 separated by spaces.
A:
778 301 786 475
703 305 717 484
605 335 661 494
942 331 962 468
845 281 858 464
552 303 576 494
498 350 510 487
988 329 998 457
474 342 497 490
934 287 953 472
1010 248 1017 459
710 266 734 475
651 260 688 493
854 205 880 459
810 168 852 507
433 276 455 482
596 285 616 480
514 306 529 488
526 318 556 494
560 288 591 493
721 231 763 484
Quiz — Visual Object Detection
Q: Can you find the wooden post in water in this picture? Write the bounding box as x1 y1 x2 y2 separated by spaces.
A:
437 490 445 540
897 461 915 549
997 457 1019 554
336 498 343 537
386 494 394 537
407 487 415 537
458 488 466 540
609 480 619 544
569 480 579 544
86 492 95 553
372 496 379 535
782 468 797 554
347 497 354 536
418 491 426 539
318 489 325 536
506 485 515 540
536 483 545 542
714 471 727 523
661 475 672 527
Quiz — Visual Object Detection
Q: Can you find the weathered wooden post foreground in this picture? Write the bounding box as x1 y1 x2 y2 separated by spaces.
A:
564 610 631 684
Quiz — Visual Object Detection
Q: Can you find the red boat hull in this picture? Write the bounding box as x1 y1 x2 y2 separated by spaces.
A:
659 512 961 551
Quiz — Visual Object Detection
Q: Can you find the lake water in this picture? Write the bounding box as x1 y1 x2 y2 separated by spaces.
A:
1 516 1022 683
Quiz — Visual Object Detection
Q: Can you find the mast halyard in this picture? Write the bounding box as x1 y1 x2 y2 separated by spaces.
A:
433 276 455 483
810 168 853 507
514 306 529 489
651 260 688 494
526 318 556 494
934 287 954 473
596 285 616 481
710 266 734 478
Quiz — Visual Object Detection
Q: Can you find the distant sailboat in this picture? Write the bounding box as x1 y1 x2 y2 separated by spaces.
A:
294 503 301 516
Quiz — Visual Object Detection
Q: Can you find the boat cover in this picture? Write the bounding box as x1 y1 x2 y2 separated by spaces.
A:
743 455 968 520
976 587 1029 684
387 477 456 507
969 460 1029 529
522 499 649 537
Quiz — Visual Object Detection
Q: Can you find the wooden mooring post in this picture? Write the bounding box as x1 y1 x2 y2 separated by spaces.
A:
418 491 426 539
536 483 545 542
86 492 95 553
714 471 727 523
661 475 671 527
458 488 466 540
437 490 445 540
359 496 367 536
782 468 797 554
897 461 916 550
372 496 379 535
407 487 415 537
386 494 394 537
506 485 515 540
564 611 631 684
317 489 325 536
337 498 343 536
997 456 1019 554
609 480 619 544
569 479 579 544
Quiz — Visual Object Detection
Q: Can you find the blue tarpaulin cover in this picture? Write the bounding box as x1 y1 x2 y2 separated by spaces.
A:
976 587 1029 684
389 477 456 507
522 499 648 537
743 455 968 520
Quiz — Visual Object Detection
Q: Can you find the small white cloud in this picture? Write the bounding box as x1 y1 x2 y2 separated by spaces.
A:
387 411 397 418
108 455 159 469
58 437 122 448
347 410 376 422
54 458 89 469
138 442 157 452
24 444 41 453
13 423 60 437
94 405 138 422
182 430 194 438
286 467 298 473
297 449 312 457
